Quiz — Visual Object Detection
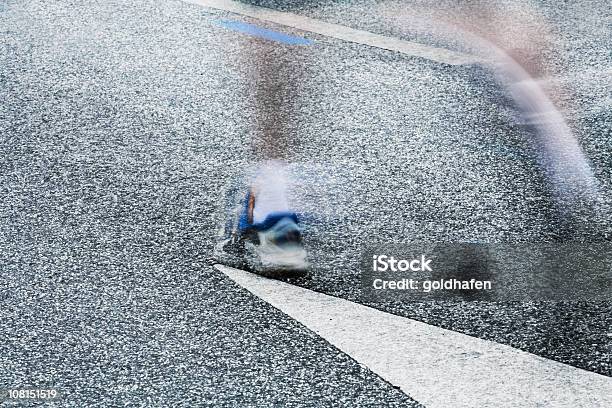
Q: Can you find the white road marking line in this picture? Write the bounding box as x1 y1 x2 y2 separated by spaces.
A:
182 0 483 65
215 264 612 408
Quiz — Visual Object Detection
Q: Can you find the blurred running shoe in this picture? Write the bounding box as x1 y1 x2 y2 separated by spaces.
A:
213 189 308 278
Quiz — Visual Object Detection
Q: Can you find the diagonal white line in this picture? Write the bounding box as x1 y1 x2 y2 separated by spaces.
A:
215 264 612 408
182 0 484 65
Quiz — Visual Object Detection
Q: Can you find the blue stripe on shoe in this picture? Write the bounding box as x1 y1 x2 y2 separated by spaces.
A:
251 212 300 232
238 191 252 232
237 192 300 233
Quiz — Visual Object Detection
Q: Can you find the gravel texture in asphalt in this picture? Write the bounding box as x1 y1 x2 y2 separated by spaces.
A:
1 0 610 406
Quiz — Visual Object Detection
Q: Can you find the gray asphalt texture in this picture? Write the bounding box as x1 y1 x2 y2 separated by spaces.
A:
235 0 612 377
1 0 610 406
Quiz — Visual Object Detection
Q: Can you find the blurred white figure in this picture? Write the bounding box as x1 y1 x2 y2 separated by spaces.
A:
214 33 309 277
382 0 599 212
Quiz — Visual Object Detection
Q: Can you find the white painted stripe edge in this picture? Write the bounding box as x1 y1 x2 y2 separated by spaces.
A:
181 0 484 65
215 264 612 408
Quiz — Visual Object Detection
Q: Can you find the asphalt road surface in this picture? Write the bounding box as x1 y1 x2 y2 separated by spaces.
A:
1 0 610 406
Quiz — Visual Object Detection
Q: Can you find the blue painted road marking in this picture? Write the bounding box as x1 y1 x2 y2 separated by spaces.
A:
216 20 313 45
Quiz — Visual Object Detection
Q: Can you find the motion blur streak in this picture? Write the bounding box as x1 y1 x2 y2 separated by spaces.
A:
383 1 600 213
